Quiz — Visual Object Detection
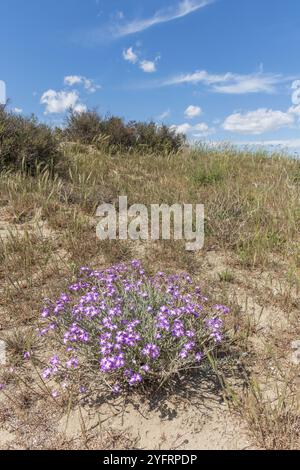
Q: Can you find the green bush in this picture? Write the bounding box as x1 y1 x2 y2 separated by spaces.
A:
63 109 186 153
0 105 61 173
131 121 185 153
63 109 103 145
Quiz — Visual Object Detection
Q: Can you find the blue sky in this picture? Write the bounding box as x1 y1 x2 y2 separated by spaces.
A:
1 0 300 150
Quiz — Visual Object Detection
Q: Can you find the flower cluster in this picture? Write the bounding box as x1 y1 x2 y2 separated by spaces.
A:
37 260 229 396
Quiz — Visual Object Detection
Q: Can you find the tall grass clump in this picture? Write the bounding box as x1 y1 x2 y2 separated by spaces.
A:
0 105 61 173
63 109 185 153
35 260 230 399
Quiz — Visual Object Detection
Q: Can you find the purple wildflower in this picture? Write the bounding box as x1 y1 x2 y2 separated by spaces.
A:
172 319 185 338
41 308 50 318
129 373 142 386
66 357 78 369
42 368 52 380
213 304 230 315
195 352 203 362
142 343 160 360
50 355 60 366
112 384 121 395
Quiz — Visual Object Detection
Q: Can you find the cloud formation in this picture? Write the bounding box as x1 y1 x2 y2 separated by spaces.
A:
113 0 213 38
139 60 157 73
171 122 214 137
122 47 138 64
222 109 294 135
40 90 87 114
122 47 159 73
222 80 300 135
64 75 100 93
162 70 285 94
184 105 202 118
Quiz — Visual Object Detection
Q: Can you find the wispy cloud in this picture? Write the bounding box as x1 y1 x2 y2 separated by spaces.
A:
82 1 213 44
161 70 286 94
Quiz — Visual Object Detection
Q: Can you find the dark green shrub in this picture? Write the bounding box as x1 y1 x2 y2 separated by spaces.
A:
0 105 61 173
63 109 103 145
63 109 186 153
102 116 136 150
131 121 185 153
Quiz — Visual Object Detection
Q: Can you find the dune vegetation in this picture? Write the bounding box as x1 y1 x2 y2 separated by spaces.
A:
0 107 299 450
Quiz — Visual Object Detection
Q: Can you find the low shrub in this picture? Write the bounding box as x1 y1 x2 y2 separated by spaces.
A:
0 105 61 173
63 109 103 146
131 121 185 153
33 260 230 399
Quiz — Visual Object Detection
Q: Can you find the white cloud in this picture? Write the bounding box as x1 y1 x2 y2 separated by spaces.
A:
139 60 157 73
288 104 300 116
40 89 87 114
165 70 229 86
123 47 160 73
171 121 214 137
162 70 285 94
213 75 280 94
64 76 82 87
184 105 202 118
157 109 171 120
223 108 294 135
123 47 138 64
13 107 23 114
113 0 213 38
64 75 100 93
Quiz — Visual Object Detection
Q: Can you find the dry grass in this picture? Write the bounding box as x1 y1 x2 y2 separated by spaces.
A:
242 377 300 450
